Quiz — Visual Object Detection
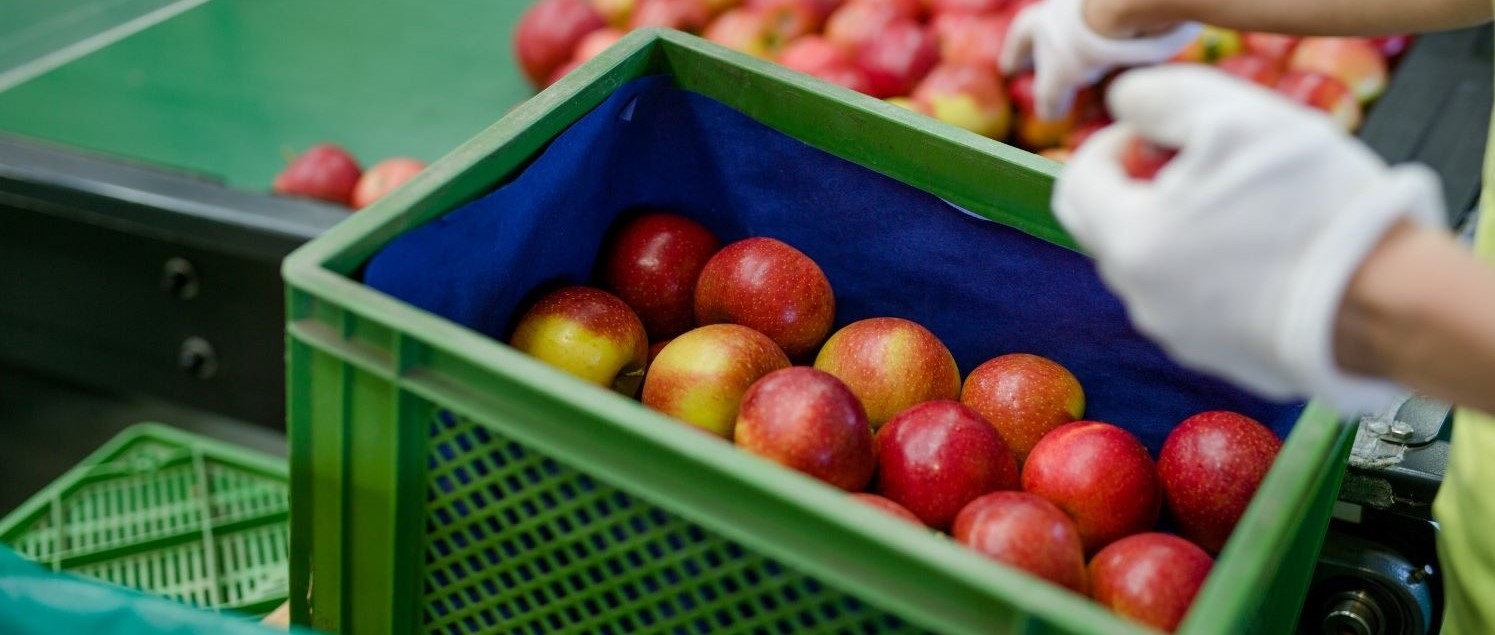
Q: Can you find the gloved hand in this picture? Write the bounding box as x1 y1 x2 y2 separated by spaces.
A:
1000 0 1199 120
1055 65 1446 413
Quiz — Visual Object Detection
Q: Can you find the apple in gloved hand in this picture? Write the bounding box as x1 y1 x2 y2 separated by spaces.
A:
642 324 790 436
516 0 607 87
1022 421 1161 552
1121 137 1178 180
735 367 875 490
1215 53 1282 88
1240 32 1299 63
875 400 1019 530
695 237 835 358
1288 37 1388 104
960 353 1083 465
510 286 649 396
273 143 362 206
601 213 720 339
1089 533 1213 633
1158 411 1281 553
1276 71 1362 131
814 317 961 428
954 491 1088 594
350 158 426 209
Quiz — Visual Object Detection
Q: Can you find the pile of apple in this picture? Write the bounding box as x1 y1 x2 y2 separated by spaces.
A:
513 0 1409 162
271 143 427 210
509 211 1283 632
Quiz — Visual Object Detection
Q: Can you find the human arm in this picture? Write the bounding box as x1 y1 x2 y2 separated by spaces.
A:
1085 0 1491 39
1335 221 1495 412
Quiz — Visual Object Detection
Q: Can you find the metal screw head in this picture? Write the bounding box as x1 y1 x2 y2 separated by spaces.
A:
161 257 199 299
178 337 217 379
1387 421 1415 443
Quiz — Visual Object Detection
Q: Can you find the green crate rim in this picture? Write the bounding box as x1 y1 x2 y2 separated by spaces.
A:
283 28 1352 635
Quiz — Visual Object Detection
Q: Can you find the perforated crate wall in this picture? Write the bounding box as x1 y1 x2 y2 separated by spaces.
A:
421 410 923 635
0 424 292 617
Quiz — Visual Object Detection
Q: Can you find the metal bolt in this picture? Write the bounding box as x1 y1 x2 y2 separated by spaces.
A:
178 337 218 379
1366 420 1390 436
161 257 199 299
1387 421 1415 443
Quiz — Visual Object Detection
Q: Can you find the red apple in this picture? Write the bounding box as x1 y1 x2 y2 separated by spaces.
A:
960 354 1083 465
855 21 938 98
1040 148 1071 163
751 0 844 20
1241 32 1300 63
704 0 747 15
642 324 790 436
1276 71 1362 131
887 96 932 115
574 27 626 63
825 1 907 52
1158 411 1281 553
926 0 1008 14
601 213 721 339
593 0 637 26
516 0 607 88
273 144 362 206
349 157 425 210
1022 421 1162 552
851 493 923 524
1008 72 1078 150
777 36 874 91
954 492 1088 594
911 63 1012 138
694 237 836 358
813 317 961 427
629 0 712 31
1089 533 1213 633
1215 53 1282 87
705 8 774 57
1063 120 1106 150
875 400 1019 530
747 0 822 42
779 34 852 73
735 367 875 490
1369 34 1412 59
546 60 583 86
511 286 649 396
935 13 1013 71
1121 137 1178 181
647 338 672 365
1288 37 1388 103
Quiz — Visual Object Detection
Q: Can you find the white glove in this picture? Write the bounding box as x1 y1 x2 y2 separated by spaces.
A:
1055 66 1446 414
1000 0 1199 120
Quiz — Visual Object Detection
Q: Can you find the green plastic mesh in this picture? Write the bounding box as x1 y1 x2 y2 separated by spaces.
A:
0 427 291 616
422 410 924 635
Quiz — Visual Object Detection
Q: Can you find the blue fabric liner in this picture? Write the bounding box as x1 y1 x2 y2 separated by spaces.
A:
364 75 1301 453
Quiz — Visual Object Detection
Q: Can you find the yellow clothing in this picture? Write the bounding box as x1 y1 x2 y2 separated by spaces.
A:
1430 55 1495 631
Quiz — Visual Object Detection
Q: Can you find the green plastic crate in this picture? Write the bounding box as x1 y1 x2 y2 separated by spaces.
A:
283 29 1355 635
0 423 291 618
